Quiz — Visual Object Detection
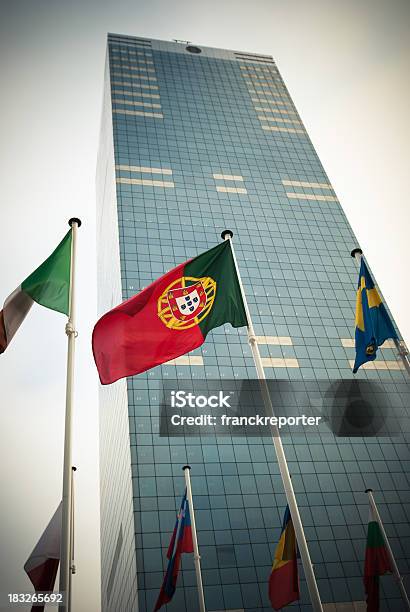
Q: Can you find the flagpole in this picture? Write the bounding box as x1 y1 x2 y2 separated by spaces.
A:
365 489 410 610
351 248 410 376
221 230 323 612
182 466 206 612
59 218 81 612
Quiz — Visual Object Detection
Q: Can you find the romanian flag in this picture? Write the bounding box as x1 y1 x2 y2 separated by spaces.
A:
154 490 194 611
268 506 300 610
0 230 72 353
92 240 247 384
364 505 391 611
353 258 397 373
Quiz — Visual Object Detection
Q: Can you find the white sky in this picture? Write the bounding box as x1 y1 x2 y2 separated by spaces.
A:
0 1 409 611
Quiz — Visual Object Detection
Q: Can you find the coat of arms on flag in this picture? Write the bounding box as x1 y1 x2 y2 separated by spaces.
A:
158 277 216 329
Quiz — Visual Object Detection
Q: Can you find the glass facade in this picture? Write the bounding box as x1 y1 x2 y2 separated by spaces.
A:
97 33 410 612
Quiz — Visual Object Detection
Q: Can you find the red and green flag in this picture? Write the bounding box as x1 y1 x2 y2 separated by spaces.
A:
0 230 72 353
92 240 248 384
364 506 391 611
24 503 61 612
268 505 300 610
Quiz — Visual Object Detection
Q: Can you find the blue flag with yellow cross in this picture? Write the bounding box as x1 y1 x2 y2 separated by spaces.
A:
353 258 398 373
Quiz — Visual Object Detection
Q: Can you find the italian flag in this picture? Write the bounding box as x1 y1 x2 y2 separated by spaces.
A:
0 230 72 353
364 506 392 611
92 240 248 384
24 503 61 612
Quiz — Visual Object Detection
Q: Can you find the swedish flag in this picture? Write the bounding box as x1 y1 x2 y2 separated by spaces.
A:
353 258 397 373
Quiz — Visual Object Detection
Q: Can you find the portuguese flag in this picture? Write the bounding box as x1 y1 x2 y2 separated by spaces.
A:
364 506 391 611
0 230 72 353
92 240 248 384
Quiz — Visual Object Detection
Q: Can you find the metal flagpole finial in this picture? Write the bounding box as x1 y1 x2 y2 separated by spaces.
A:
365 488 373 493
68 218 82 228
221 229 233 240
350 247 363 258
182 465 191 471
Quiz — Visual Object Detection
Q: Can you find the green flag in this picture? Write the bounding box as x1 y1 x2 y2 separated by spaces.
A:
0 229 72 353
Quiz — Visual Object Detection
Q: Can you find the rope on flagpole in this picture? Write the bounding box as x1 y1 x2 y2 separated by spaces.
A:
221 230 323 612
68 466 77 612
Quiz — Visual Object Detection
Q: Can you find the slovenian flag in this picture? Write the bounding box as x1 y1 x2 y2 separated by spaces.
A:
92 240 247 384
154 490 194 611
353 258 397 373
268 505 300 610
0 230 72 353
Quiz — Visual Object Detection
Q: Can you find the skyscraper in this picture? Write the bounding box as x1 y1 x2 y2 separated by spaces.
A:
96 33 410 612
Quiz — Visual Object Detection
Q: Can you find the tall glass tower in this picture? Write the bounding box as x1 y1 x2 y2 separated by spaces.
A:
96 33 410 612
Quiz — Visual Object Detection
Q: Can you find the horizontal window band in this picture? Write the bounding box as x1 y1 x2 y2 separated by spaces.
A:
240 65 276 73
116 178 174 188
282 179 332 189
261 358 299 368
112 98 162 109
254 106 297 116
262 125 305 135
111 80 159 90
111 64 156 74
110 53 154 65
245 81 277 87
166 356 203 366
249 89 288 97
110 50 153 57
348 359 404 371
251 97 292 107
235 52 273 59
109 40 152 48
213 173 244 181
112 72 159 90
116 164 172 175
111 86 160 99
237 58 276 65
286 192 338 202
341 339 396 349
235 54 275 64
255 336 293 346
216 186 247 194
113 109 163 118
112 72 157 82
257 115 302 126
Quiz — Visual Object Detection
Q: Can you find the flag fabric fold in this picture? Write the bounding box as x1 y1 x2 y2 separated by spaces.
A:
92 240 247 384
0 230 72 353
364 505 391 612
268 505 300 611
353 258 397 373
154 490 194 611
24 503 62 612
